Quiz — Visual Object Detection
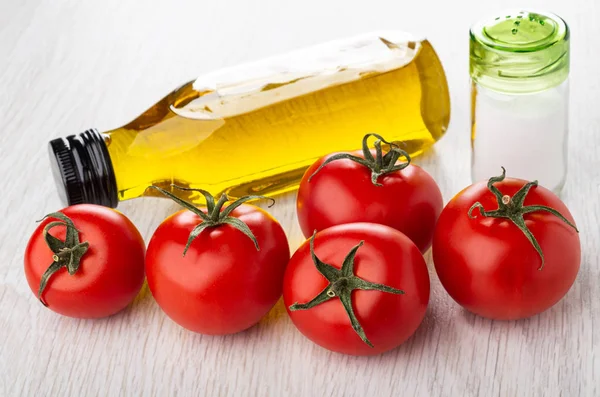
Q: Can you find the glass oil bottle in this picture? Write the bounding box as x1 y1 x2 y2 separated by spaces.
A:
49 31 451 207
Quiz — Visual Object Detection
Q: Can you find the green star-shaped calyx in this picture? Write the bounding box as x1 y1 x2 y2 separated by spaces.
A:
289 232 405 348
147 185 274 255
308 133 411 186
37 212 89 306
468 167 579 270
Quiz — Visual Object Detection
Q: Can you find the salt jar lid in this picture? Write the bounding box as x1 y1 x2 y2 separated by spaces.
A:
470 9 570 93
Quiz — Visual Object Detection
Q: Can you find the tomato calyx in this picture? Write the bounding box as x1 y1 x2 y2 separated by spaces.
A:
308 133 411 186
148 185 274 254
289 232 405 347
37 212 90 306
468 167 579 270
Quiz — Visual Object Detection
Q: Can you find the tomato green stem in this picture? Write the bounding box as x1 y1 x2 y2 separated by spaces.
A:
468 167 579 270
36 212 90 306
308 133 411 186
289 231 405 348
147 185 274 255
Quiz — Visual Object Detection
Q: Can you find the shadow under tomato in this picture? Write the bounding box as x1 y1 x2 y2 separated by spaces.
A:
164 297 292 345
300 301 444 362
456 298 563 330
216 298 291 341
74 281 155 325
375 305 439 361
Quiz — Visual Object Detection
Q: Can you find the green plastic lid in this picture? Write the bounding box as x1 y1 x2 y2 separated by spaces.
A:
470 9 570 93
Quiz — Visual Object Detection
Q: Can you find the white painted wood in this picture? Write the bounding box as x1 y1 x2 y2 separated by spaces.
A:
1 1 598 396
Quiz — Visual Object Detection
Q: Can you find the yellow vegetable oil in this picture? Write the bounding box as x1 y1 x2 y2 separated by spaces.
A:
49 31 450 207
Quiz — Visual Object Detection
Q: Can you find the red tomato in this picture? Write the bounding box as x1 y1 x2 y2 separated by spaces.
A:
24 204 146 318
283 223 430 355
146 201 290 335
296 136 442 253
432 171 580 320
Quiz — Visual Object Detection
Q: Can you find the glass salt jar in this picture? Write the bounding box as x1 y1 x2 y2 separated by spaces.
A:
470 10 570 193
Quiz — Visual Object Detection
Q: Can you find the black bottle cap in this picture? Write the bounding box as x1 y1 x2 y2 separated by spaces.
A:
48 129 119 208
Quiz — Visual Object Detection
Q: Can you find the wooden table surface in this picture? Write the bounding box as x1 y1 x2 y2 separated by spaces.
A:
1 1 599 396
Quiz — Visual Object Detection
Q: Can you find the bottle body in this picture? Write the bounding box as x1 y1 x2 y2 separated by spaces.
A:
471 79 569 192
50 31 450 207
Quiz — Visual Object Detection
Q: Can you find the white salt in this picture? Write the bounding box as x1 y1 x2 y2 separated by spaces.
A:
471 80 569 193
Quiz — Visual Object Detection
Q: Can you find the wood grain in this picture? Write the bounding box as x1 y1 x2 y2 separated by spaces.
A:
1 1 598 396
